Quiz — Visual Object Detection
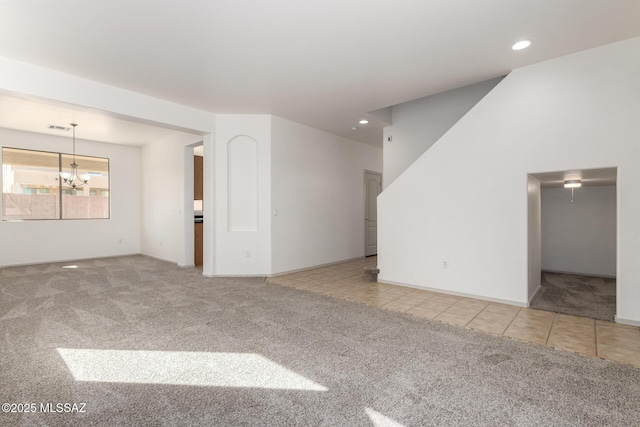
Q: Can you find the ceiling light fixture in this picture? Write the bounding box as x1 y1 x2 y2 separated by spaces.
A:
564 180 581 203
48 124 71 131
352 127 358 131
563 180 582 188
512 40 531 51
359 119 369 125
60 123 90 190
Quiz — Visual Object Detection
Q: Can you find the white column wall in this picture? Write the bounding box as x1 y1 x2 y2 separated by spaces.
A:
527 176 542 301
213 115 272 276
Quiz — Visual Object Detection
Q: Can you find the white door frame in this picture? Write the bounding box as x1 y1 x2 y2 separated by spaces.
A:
364 170 382 257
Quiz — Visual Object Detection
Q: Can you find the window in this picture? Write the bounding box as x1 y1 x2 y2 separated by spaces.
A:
2 147 110 220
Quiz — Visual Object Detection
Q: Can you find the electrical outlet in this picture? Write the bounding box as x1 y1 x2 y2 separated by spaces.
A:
442 260 448 269
245 251 251 258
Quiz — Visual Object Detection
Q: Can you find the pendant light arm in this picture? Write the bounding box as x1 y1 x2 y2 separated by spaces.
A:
60 123 89 189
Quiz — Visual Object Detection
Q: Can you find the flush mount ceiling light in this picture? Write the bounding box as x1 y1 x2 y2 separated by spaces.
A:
564 180 582 188
358 119 369 125
351 127 358 131
512 40 531 50
564 179 582 203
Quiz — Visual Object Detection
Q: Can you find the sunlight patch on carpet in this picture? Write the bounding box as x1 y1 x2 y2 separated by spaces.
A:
365 408 407 427
57 348 327 391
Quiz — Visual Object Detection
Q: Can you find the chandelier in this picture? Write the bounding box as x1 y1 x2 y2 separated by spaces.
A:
60 123 90 189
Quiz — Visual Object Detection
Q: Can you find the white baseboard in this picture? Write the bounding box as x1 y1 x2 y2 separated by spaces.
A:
527 285 542 307
614 316 640 327
542 269 616 279
268 256 366 277
208 274 267 278
377 279 528 307
140 253 178 264
0 252 141 268
201 257 367 278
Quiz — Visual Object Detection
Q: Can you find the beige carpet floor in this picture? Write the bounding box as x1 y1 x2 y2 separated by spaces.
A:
530 271 616 321
0 256 638 426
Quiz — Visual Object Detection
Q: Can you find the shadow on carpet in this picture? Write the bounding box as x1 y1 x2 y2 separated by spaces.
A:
530 271 616 322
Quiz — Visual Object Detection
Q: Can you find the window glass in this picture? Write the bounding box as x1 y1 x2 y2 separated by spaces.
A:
2 147 110 221
60 153 109 219
2 148 60 220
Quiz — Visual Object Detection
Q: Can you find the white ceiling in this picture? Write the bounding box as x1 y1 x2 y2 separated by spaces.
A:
0 1 639 146
532 168 617 189
0 94 201 145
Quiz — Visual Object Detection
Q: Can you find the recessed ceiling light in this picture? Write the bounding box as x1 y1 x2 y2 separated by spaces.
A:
512 40 531 51
359 119 369 125
351 127 358 131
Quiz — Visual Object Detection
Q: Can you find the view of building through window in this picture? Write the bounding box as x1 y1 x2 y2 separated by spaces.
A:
2 147 109 220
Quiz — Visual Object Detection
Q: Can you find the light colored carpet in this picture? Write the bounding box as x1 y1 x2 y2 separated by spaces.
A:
0 256 638 426
530 271 616 321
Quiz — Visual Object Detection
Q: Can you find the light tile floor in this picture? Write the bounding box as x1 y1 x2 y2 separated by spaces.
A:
267 257 640 368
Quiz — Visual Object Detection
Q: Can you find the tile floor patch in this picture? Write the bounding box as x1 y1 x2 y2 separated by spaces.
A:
266 258 640 368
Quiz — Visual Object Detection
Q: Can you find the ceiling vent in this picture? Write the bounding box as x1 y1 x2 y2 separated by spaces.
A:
48 124 71 131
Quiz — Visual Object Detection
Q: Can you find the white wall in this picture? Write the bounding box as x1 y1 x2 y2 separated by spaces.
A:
202 133 215 276
384 77 502 188
541 185 616 277
140 133 202 265
378 37 640 323
271 116 383 274
214 115 272 276
0 128 140 266
527 176 541 301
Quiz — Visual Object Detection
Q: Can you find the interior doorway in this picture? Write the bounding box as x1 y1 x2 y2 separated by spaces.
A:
364 171 382 257
528 168 617 321
193 145 204 267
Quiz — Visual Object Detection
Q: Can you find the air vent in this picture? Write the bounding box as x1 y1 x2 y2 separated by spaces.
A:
48 124 71 131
